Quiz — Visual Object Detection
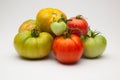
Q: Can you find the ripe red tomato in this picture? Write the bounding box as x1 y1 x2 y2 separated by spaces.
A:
53 34 84 63
67 15 88 36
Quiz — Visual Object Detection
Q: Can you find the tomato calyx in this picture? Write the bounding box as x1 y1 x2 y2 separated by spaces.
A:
86 28 100 38
66 15 84 22
58 14 84 23
31 29 40 37
76 15 83 19
56 14 66 23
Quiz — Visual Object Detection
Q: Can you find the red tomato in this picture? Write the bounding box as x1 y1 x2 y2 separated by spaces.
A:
67 15 88 36
53 34 84 63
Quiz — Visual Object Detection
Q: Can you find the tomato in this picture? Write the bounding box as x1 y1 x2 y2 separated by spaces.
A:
53 34 84 63
19 19 40 32
83 29 107 58
50 21 67 36
36 8 67 34
67 15 88 36
14 29 53 59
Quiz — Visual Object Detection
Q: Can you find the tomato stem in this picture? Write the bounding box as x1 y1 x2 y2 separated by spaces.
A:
76 15 83 19
31 29 39 37
63 26 71 38
93 32 100 38
68 28 84 36
66 19 72 22
58 14 67 23
87 28 100 38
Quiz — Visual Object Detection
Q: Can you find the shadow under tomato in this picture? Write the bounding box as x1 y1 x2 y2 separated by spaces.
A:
14 51 56 62
82 54 108 60
59 61 79 66
18 55 49 61
54 58 85 66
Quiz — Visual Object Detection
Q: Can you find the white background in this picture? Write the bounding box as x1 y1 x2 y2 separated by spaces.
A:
0 0 120 80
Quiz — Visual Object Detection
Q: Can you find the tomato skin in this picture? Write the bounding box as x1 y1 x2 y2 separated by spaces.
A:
36 8 67 34
53 34 84 63
50 21 67 36
14 30 53 59
67 16 88 36
83 35 107 58
19 19 40 32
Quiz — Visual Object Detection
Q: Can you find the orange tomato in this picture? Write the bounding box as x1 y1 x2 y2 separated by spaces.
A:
19 19 40 32
36 8 67 34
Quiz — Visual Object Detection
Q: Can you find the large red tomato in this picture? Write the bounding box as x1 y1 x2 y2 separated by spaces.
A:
53 34 84 63
67 15 88 36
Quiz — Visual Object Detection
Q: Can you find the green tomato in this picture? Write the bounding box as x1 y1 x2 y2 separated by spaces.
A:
83 29 107 58
14 29 53 59
50 21 67 36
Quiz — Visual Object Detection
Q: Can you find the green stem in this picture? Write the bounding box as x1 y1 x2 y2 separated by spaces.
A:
66 19 72 22
64 26 70 38
31 29 39 37
58 14 67 23
87 28 100 38
93 32 100 38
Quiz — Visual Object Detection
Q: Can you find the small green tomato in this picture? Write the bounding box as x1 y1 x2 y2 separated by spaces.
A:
50 21 67 36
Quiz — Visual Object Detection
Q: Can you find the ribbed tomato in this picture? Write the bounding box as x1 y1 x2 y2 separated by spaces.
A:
14 29 53 59
53 34 84 63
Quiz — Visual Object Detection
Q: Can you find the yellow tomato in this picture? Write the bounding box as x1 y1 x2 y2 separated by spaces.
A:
36 8 67 34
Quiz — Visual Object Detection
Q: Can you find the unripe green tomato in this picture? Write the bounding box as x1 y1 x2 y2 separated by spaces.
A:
50 21 67 36
83 35 107 58
14 30 53 59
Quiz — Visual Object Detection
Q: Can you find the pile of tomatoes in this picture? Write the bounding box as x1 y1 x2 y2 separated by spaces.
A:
14 8 107 64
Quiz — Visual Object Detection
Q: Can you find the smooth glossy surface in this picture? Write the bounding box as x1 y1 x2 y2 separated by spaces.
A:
50 21 67 36
84 35 107 58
